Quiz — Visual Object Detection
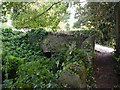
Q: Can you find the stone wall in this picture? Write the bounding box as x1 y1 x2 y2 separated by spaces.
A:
40 31 95 53
40 31 95 88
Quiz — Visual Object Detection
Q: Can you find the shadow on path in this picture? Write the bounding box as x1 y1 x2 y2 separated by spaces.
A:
93 52 118 88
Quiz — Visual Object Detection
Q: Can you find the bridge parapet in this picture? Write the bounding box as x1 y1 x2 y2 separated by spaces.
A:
40 30 96 88
40 30 95 54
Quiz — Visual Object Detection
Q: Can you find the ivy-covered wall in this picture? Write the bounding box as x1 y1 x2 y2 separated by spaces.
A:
40 30 98 53
1 28 99 88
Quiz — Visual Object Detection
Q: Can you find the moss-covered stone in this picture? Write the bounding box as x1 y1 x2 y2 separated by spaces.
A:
40 30 96 53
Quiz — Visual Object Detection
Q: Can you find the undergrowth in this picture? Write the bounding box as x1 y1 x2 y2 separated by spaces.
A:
2 28 94 88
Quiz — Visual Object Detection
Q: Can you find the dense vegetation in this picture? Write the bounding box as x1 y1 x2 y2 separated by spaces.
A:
1 1 120 89
1 2 68 30
74 2 117 47
2 28 95 88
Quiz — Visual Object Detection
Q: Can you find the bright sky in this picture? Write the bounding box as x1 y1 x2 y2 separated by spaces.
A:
69 0 87 29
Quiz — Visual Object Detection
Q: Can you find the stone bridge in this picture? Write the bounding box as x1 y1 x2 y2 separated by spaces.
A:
40 30 96 88
40 30 95 54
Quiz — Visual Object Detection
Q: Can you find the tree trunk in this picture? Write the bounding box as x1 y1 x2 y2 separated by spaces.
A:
115 2 120 55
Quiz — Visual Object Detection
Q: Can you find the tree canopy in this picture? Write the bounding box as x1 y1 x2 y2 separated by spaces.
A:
73 2 118 46
1 1 68 30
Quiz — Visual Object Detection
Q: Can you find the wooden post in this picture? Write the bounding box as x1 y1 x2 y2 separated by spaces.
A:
115 2 120 55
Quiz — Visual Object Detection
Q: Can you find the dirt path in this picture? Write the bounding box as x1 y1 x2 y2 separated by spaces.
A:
93 52 118 88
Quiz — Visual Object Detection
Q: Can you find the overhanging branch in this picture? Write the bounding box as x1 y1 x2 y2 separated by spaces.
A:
24 1 62 24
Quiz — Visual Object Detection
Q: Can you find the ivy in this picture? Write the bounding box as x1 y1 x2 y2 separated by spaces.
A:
2 28 94 88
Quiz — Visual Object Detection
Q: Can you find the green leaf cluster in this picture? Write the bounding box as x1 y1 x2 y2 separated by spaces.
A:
74 2 116 47
2 28 59 88
2 28 94 88
1 2 68 30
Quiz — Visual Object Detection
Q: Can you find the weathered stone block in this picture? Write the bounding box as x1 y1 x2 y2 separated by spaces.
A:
40 31 95 53
58 64 87 88
40 30 95 88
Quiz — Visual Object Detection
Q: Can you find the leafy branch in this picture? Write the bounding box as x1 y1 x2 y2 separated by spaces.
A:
13 2 32 20
24 1 62 24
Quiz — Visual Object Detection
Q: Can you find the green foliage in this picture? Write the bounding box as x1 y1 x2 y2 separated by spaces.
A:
71 29 102 37
15 58 60 88
74 2 116 47
66 23 70 31
51 41 94 88
2 28 94 88
1 2 68 30
2 28 57 88
64 45 94 88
